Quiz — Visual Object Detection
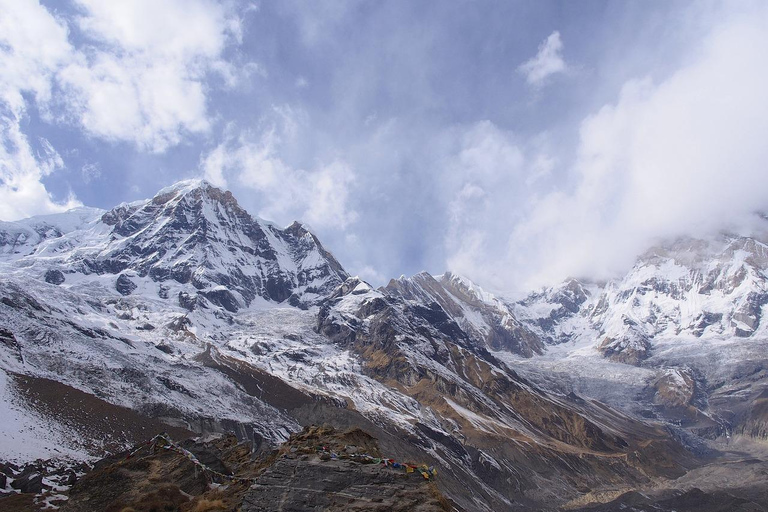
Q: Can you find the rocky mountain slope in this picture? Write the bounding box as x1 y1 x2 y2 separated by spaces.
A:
505 230 768 441
1 181 768 510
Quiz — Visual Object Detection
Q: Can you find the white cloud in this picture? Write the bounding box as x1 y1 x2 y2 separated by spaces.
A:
518 31 567 86
200 111 358 230
0 0 246 220
74 0 235 58
0 0 81 219
0 0 72 112
56 0 242 152
59 56 211 152
441 121 547 289
0 117 81 220
502 4 768 292
81 162 101 183
440 4 768 295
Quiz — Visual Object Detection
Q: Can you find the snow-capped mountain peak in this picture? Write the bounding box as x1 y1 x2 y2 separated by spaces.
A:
515 227 768 363
384 270 544 356
0 180 349 311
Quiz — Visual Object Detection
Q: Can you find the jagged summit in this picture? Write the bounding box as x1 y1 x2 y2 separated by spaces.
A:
154 177 214 195
0 180 349 310
384 269 544 356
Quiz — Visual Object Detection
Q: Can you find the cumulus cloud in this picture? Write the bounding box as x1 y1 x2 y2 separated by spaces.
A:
0 117 81 220
58 0 242 152
200 110 358 230
518 31 567 86
0 0 245 220
0 0 81 219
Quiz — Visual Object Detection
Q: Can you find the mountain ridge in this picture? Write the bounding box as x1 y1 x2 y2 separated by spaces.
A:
1 180 768 511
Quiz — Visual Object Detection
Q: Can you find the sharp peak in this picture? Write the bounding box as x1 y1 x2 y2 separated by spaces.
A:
392 271 478 285
155 178 219 197
439 271 477 286
285 220 315 235
148 179 245 211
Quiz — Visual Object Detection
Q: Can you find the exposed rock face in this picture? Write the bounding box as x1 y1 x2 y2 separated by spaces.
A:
385 272 544 357
93 181 348 308
242 426 449 512
0 328 23 362
653 369 696 409
243 459 448 512
597 325 651 365
317 277 695 509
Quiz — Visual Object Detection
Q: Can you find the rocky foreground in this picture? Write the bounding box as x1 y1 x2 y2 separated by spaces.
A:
4 425 768 511
0 425 450 512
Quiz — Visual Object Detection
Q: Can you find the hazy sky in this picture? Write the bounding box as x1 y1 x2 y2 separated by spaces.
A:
2 1 768 295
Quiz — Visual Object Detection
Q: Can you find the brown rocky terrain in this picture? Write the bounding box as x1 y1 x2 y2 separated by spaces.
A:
51 425 450 512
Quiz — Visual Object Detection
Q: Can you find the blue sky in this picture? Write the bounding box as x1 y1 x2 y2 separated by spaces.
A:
2 1 768 294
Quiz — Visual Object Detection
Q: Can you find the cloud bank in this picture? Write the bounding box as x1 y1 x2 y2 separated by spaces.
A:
448 4 768 294
200 109 358 230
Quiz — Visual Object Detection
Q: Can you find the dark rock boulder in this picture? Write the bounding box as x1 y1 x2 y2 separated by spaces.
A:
200 288 240 313
115 274 137 296
11 469 43 494
44 269 65 285
0 329 23 362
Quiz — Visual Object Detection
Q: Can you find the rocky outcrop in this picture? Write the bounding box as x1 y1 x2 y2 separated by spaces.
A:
90 180 349 309
57 426 449 512
242 426 449 512
385 272 544 357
